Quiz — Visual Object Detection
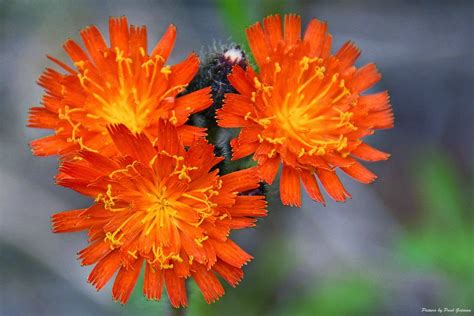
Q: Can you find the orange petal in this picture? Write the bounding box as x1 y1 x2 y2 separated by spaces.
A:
173 254 191 278
211 239 252 268
348 63 381 93
366 109 395 129
30 135 75 156
78 241 111 266
230 196 267 217
200 221 230 242
227 65 255 96
280 165 302 207
341 159 377 184
59 161 103 180
81 25 108 67
27 107 58 129
213 260 243 287
220 167 260 193
316 169 351 202
284 14 301 46
352 143 390 161
47 54 75 74
175 87 213 115
191 264 224 304
246 22 271 67
238 126 262 143
56 178 102 197
231 138 259 160
170 53 199 87
109 16 129 54
222 217 257 229
221 93 256 118
88 251 122 290
63 39 89 64
164 269 188 308
51 209 88 233
112 258 143 304
300 170 325 205
173 202 201 223
37 68 64 98
107 124 155 163
358 91 391 112
258 156 280 185
321 34 333 59
186 139 223 174
324 152 354 168
151 24 176 61
154 120 181 155
203 241 217 269
143 263 163 300
216 111 250 128
176 125 207 147
180 229 206 264
335 41 360 70
129 24 148 56
79 150 121 173
263 14 283 50
304 18 328 57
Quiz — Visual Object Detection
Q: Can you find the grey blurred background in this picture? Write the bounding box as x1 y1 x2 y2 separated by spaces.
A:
0 0 472 315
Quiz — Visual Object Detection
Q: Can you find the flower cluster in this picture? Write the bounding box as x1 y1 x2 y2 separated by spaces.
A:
28 14 393 307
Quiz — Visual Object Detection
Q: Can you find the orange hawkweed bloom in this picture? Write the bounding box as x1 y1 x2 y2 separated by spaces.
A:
51 121 266 306
217 14 394 206
28 17 212 158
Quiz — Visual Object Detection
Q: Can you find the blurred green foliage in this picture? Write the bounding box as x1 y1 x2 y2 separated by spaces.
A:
276 276 380 316
217 0 252 47
217 0 288 63
398 152 473 305
188 237 296 316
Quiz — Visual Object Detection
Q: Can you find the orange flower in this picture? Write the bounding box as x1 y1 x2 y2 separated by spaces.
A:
28 17 212 158
217 14 394 206
51 121 267 306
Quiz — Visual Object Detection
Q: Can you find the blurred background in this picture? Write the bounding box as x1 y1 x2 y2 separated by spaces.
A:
0 0 472 315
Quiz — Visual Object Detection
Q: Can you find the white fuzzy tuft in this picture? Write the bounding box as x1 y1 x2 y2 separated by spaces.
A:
224 48 244 63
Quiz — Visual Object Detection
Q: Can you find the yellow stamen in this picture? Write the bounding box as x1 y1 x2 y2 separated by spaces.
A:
194 235 209 247
267 149 277 158
172 164 198 182
169 110 178 125
74 60 85 69
219 213 228 220
257 135 285 144
160 65 172 78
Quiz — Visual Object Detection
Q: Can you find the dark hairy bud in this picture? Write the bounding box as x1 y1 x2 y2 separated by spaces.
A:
186 44 247 124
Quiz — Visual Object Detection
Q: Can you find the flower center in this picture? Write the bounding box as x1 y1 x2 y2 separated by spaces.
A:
100 96 149 133
141 187 178 235
253 56 357 158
